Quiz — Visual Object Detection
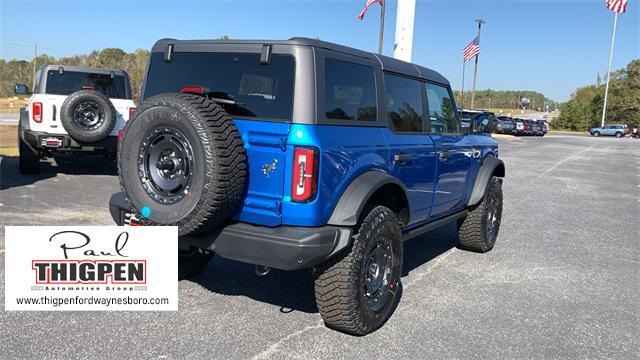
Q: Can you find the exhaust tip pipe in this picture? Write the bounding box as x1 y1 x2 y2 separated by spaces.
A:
255 265 271 277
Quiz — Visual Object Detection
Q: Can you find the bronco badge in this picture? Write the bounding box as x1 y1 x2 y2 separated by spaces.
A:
261 159 278 178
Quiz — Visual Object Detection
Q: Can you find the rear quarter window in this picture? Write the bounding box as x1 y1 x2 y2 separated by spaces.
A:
324 58 377 122
143 52 295 120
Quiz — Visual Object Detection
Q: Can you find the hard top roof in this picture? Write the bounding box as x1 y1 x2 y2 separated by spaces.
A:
39 64 129 76
151 37 449 85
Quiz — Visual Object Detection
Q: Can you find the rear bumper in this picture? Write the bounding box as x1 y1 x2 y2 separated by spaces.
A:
109 192 352 271
21 129 117 153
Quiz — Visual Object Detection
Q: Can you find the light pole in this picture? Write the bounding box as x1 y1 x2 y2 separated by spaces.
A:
32 43 38 89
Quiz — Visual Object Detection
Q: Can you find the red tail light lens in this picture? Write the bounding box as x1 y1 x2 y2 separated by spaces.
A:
129 107 136 118
32 102 42 123
117 129 124 142
180 86 207 94
292 147 318 202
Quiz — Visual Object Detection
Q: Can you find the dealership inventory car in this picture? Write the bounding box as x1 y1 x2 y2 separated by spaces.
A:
530 120 544 136
513 118 525 135
14 65 136 174
496 116 516 135
110 37 505 335
589 124 626 137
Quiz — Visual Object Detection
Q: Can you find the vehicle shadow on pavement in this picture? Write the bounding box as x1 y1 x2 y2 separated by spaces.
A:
0 155 117 190
189 223 457 314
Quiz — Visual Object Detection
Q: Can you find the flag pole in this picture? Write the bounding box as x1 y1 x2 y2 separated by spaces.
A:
601 11 618 127
470 19 485 109
378 0 385 54
461 59 466 108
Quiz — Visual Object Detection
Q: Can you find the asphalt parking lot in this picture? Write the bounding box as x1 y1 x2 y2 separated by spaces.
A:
1 133 638 359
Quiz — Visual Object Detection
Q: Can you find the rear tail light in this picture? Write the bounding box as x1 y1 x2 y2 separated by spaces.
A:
82 85 95 90
292 147 318 202
180 86 207 95
32 102 42 123
118 129 124 142
129 107 136 118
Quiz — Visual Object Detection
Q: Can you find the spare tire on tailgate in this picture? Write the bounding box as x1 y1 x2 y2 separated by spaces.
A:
118 93 247 236
60 89 118 143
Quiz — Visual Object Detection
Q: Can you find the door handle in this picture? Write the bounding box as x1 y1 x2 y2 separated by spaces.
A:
394 153 412 162
438 151 451 160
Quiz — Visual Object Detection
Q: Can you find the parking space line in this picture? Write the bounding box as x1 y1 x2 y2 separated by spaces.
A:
250 248 457 359
252 320 324 359
537 147 592 178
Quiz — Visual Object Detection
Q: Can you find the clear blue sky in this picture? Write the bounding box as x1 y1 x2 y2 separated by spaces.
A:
1 0 638 101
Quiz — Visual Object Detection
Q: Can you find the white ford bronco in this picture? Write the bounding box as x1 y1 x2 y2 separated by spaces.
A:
14 65 136 174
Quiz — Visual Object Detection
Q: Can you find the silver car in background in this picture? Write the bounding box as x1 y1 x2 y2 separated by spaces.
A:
589 124 627 137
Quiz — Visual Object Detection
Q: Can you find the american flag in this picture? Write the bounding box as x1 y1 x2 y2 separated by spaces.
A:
463 37 480 62
606 0 628 13
358 0 382 20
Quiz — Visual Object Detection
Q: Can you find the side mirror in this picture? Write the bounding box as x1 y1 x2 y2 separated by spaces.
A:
471 115 497 134
15 84 30 95
484 117 497 134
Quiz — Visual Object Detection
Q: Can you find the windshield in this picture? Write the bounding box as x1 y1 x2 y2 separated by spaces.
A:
45 70 129 99
143 52 295 120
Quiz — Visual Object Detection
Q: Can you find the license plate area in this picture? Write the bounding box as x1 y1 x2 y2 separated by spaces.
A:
41 136 63 148
123 212 151 226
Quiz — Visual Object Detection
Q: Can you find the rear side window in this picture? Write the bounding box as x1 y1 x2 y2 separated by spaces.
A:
46 70 129 99
144 52 295 120
425 83 458 134
324 58 377 121
34 69 42 91
384 73 423 132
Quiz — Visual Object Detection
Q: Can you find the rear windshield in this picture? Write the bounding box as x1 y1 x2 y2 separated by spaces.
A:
143 52 295 120
45 70 129 99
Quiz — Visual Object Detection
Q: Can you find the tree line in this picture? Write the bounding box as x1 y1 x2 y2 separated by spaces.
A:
551 59 639 131
0 48 150 100
454 89 557 112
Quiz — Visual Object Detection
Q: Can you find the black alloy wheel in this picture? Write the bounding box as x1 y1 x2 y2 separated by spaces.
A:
73 100 105 131
139 127 195 205
361 236 394 313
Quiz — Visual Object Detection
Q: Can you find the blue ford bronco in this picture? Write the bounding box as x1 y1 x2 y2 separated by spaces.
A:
110 38 505 335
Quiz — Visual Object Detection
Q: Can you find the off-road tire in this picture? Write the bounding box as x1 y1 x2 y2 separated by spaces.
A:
314 206 403 336
457 176 503 253
179 248 214 279
18 123 40 174
60 90 117 143
118 93 247 236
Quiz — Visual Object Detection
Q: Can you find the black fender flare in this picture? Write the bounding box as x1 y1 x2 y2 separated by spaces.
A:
328 171 409 227
467 156 505 206
19 107 30 131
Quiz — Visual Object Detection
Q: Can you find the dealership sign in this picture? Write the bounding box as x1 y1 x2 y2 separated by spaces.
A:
5 226 177 311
